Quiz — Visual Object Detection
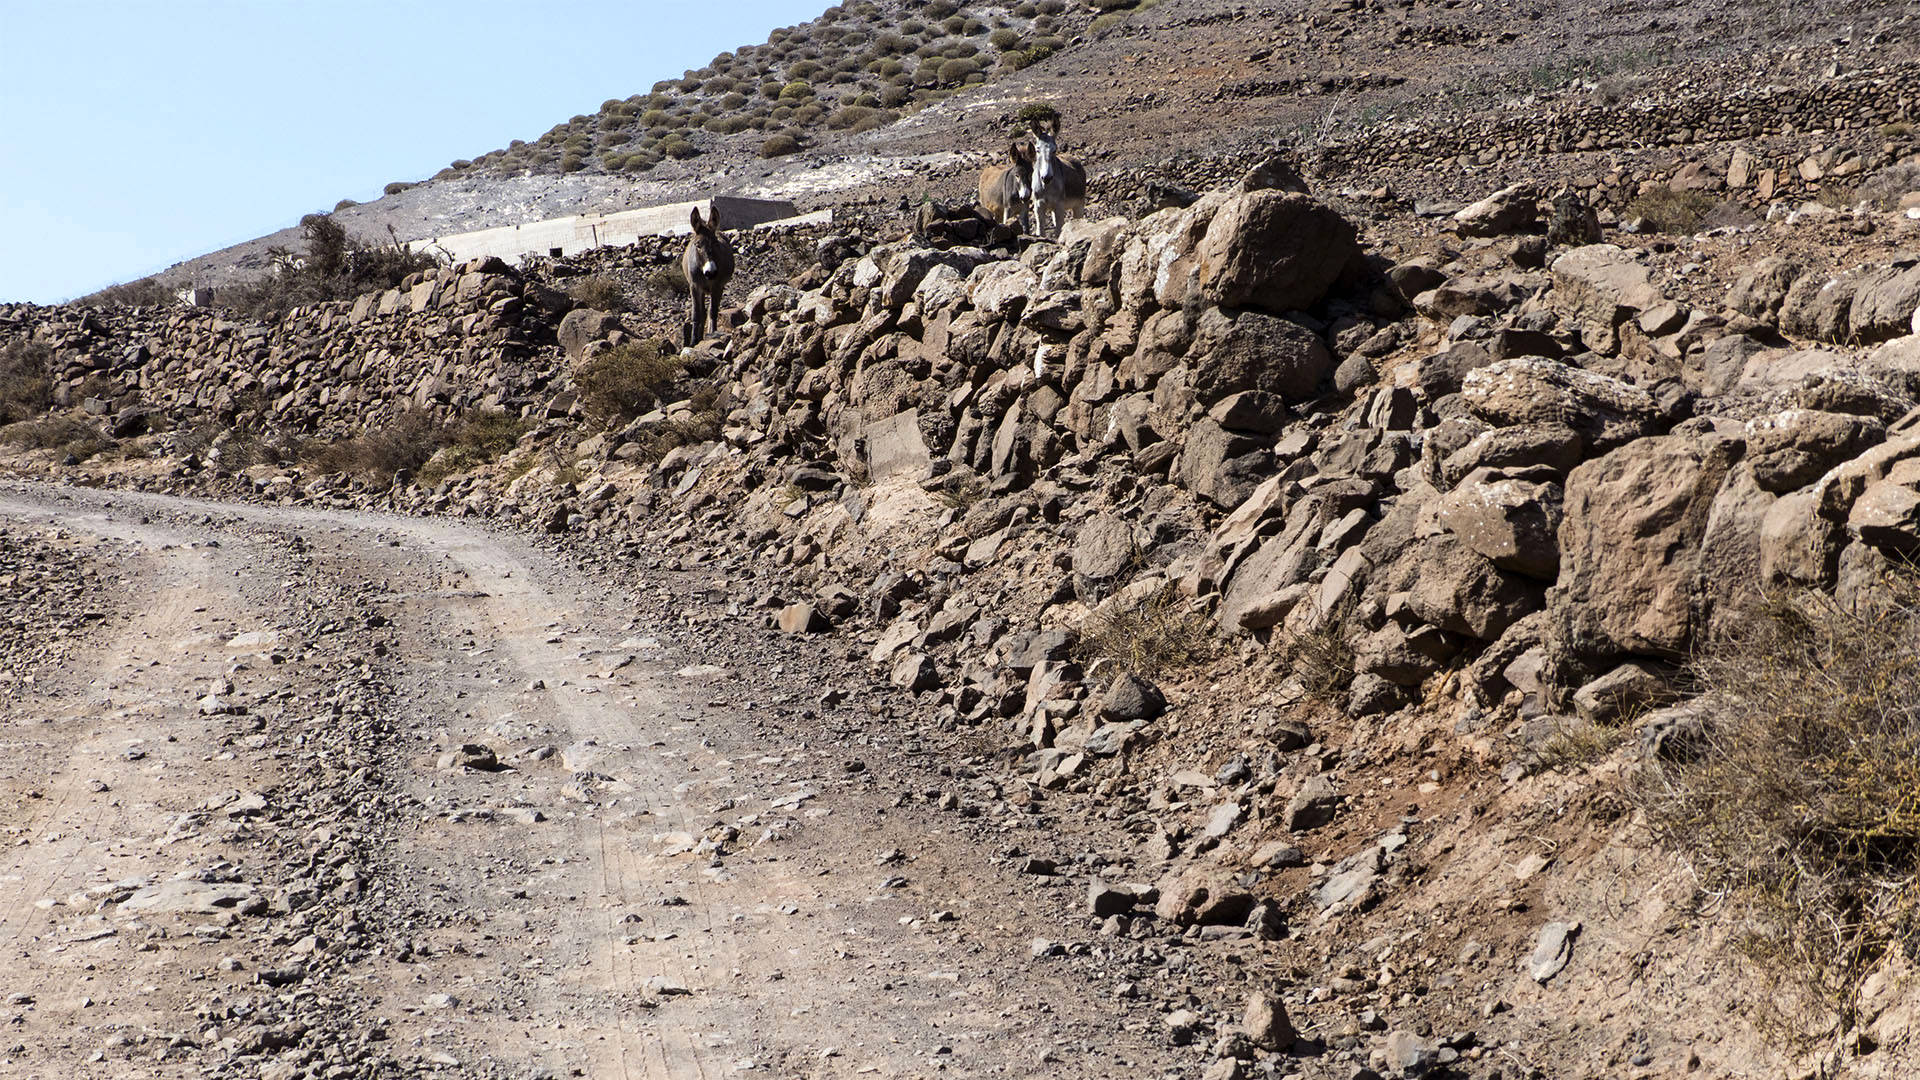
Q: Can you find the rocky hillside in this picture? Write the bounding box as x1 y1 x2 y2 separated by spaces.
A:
10 126 1920 1075
136 0 1920 297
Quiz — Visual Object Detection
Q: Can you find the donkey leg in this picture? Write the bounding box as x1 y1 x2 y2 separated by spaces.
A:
709 283 724 338
685 288 702 347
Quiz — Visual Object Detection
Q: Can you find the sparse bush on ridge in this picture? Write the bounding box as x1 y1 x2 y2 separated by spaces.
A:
225 214 436 323
78 278 175 308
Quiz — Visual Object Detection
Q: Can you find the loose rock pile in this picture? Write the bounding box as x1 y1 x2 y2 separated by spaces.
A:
10 143 1920 1074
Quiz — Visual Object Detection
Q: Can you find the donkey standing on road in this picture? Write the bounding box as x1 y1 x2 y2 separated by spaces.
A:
682 206 735 346
1028 118 1087 239
978 140 1034 232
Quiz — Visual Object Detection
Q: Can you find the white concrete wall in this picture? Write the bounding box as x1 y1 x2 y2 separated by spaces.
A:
402 196 814 265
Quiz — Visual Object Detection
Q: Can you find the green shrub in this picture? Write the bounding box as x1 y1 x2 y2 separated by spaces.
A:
574 342 683 426
936 58 979 83
0 339 53 424
1017 103 1062 128
1003 44 1054 70
989 27 1021 49
761 134 802 157
779 80 813 101
827 105 878 129
1633 578 1920 1030
383 181 413 196
658 135 699 160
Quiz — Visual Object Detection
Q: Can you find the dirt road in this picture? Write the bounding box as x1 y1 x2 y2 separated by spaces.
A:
0 484 1171 1080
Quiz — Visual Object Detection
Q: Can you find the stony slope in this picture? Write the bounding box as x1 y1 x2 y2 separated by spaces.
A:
10 128 1920 1076
140 0 1920 295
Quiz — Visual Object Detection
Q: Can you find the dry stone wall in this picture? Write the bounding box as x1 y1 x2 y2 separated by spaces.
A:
0 258 567 441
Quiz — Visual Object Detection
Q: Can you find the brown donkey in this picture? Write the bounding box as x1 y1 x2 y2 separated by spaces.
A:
977 140 1034 232
682 206 735 346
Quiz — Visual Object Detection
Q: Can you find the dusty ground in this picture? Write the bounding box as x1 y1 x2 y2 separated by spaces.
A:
0 482 1199 1080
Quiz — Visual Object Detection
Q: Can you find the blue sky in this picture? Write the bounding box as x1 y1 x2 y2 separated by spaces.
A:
0 0 826 304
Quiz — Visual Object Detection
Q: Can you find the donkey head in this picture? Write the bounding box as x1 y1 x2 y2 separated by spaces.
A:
1029 119 1063 187
1007 141 1034 200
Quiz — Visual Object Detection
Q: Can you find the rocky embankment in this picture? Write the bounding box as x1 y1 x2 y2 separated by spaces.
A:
9 148 1920 1075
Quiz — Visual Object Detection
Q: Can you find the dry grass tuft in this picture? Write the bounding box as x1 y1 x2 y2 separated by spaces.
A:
1623 188 1718 234
1077 585 1214 680
1632 575 1920 1033
568 275 628 313
1279 613 1355 701
1 415 107 461
574 342 684 427
0 339 53 425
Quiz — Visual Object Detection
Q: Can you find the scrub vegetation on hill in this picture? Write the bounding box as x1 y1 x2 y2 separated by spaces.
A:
396 0 1082 186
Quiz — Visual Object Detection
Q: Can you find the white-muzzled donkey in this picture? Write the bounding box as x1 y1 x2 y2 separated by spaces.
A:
1028 118 1086 239
682 206 735 347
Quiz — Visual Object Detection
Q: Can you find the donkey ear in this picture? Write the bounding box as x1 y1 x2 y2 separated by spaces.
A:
690 207 704 231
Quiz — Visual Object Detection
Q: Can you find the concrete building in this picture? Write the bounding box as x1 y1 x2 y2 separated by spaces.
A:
401 195 821 265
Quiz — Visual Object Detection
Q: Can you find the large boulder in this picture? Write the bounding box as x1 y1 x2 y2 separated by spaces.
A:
1187 307 1333 404
557 308 621 358
1848 458 1920 556
1461 358 1665 453
1779 270 1860 342
1549 245 1666 354
1436 467 1564 580
1178 418 1271 509
1550 432 1743 660
1848 261 1920 344
1194 191 1360 314
1453 182 1540 238
1396 533 1545 641
1744 409 1886 494
1758 487 1842 589
1725 256 1805 323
